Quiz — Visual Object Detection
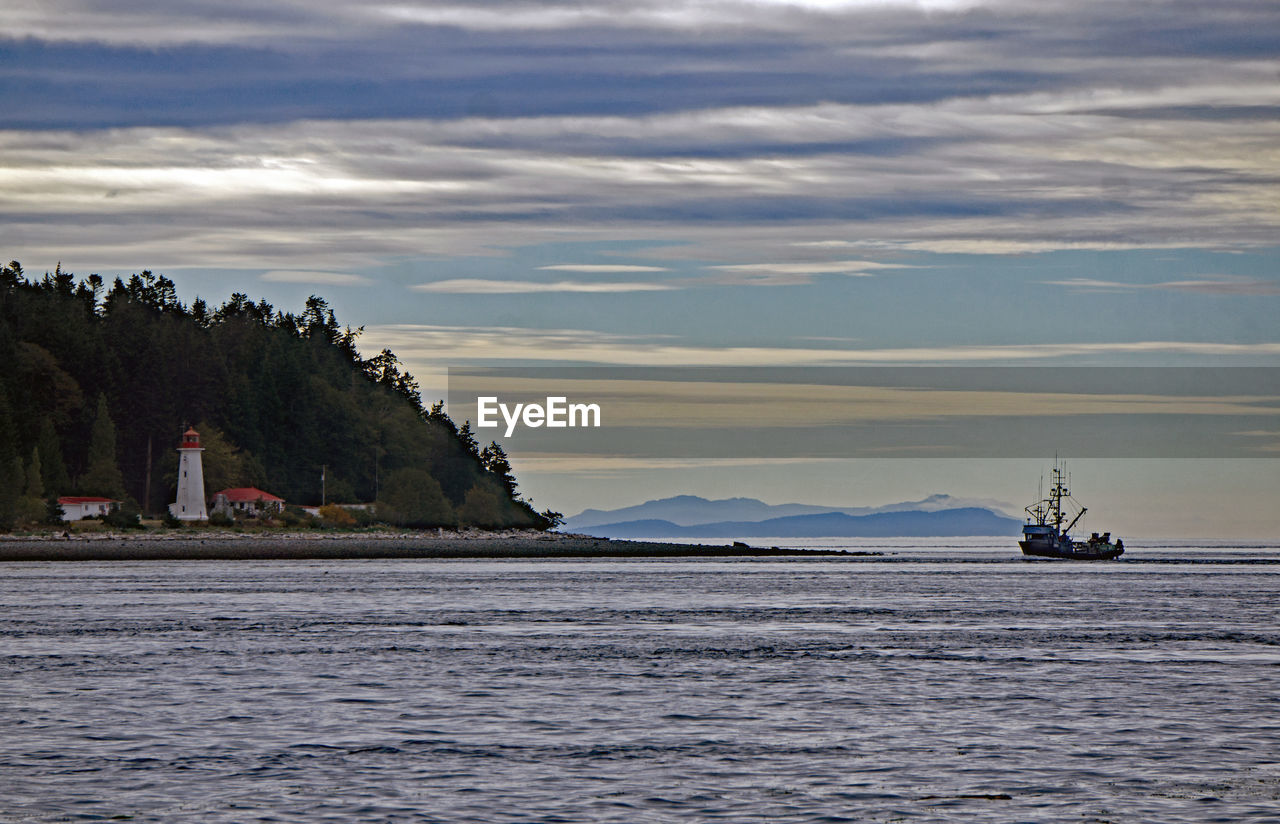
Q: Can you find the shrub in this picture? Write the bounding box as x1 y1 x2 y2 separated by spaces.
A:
279 505 318 527
457 483 507 529
103 501 144 529
318 504 356 526
377 469 453 528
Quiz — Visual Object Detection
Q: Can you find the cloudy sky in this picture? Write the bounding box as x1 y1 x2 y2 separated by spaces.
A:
5 0 1279 534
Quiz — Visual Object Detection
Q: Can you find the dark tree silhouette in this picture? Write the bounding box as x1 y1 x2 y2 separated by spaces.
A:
0 260 556 531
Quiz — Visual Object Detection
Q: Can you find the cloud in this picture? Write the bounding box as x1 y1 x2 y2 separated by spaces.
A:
261 270 374 286
537 264 670 272
500 454 866 472
1045 278 1148 292
790 239 1201 254
449 374 1280 432
360 323 1280 369
4 0 1280 281
0 0 1002 45
705 259 908 285
409 279 677 294
1047 276 1280 295
5 73 1279 274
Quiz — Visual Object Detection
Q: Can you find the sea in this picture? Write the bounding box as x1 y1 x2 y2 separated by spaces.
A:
3 538 1279 823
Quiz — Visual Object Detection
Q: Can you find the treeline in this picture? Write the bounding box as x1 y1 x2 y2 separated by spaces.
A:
0 261 558 531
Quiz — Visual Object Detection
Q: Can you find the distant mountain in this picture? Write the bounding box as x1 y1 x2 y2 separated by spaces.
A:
867 493 1015 515
574 507 1022 539
565 495 837 530
563 493 1014 530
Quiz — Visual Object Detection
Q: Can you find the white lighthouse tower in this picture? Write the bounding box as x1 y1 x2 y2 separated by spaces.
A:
169 427 208 521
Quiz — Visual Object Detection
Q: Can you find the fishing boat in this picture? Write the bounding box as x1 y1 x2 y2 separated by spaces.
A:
1020 463 1123 560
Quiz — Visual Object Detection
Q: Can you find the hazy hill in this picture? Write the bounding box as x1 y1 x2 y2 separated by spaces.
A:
566 495 837 529
564 493 1014 530
576 507 1022 539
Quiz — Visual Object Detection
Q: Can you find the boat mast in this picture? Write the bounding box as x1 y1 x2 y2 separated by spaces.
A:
1049 464 1066 530
1064 506 1087 535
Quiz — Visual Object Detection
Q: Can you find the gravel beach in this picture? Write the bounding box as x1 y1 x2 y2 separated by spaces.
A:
0 531 847 562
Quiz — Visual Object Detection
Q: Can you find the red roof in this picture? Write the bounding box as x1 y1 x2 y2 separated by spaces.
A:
214 487 285 503
59 496 120 504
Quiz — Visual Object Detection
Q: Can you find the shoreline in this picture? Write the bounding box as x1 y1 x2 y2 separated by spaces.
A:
0 530 868 562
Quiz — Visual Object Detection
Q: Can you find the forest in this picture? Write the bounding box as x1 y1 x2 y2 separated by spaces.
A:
0 261 558 532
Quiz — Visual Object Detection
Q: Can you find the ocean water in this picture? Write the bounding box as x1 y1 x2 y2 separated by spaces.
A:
3 540 1279 823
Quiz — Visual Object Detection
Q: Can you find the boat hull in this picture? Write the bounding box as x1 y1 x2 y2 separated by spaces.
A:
1019 539 1123 561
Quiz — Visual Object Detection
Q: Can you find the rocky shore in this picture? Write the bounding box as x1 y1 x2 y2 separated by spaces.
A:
0 530 858 562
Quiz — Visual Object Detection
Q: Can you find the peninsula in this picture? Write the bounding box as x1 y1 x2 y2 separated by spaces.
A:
0 530 864 562
0 265 557 534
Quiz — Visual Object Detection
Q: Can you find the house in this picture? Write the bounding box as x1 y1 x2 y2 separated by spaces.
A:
211 487 285 518
59 496 121 521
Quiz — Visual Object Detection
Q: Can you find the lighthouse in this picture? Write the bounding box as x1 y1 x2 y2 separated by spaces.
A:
169 427 208 521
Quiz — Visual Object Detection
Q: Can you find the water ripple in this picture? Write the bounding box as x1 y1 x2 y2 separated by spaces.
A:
3 552 1279 823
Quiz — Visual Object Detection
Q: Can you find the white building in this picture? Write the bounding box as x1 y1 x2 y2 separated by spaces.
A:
58 496 120 521
169 427 208 521
212 487 284 518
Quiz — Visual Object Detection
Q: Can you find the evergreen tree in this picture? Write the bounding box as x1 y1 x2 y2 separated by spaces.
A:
45 494 65 526
80 393 126 499
16 448 47 525
427 401 457 435
25 447 43 499
3 456 22 522
480 441 518 499
0 391 17 531
457 421 479 458
36 418 69 496
0 263 544 530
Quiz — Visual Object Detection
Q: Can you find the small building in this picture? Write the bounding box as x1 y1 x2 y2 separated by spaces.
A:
212 487 285 518
59 496 121 521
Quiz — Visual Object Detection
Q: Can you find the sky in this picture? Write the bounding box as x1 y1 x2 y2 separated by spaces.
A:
4 0 1279 536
